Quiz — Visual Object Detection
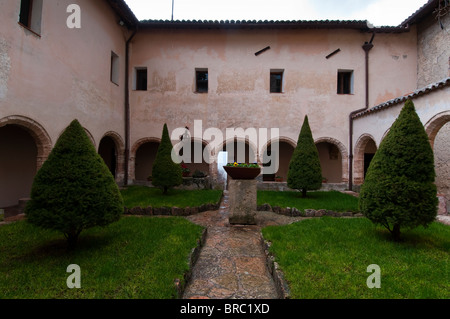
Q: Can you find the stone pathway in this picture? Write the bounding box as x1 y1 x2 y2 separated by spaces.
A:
183 191 304 299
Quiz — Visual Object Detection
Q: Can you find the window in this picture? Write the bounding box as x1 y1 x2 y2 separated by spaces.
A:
110 52 119 85
134 67 147 91
337 70 354 94
19 0 43 35
270 70 284 93
196 69 208 93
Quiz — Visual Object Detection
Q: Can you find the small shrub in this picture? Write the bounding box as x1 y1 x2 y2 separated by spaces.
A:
152 124 182 194
359 100 437 241
25 120 123 249
287 115 322 197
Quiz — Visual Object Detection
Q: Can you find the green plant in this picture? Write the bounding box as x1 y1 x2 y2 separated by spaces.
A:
359 100 437 241
24 120 123 250
121 186 222 208
0 217 204 298
181 163 190 176
226 162 259 168
262 218 450 299
152 124 183 194
287 115 322 197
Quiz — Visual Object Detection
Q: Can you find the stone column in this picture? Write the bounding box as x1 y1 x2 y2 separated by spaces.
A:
228 179 257 225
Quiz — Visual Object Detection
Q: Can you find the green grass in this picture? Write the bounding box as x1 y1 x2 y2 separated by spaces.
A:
0 216 204 299
121 186 223 208
262 217 450 299
258 190 359 212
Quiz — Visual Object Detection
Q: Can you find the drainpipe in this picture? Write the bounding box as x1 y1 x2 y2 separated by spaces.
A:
348 34 374 191
124 27 138 186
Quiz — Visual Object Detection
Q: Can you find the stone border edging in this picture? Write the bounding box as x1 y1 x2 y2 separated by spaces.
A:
174 227 208 299
257 203 363 218
124 193 224 217
262 238 291 299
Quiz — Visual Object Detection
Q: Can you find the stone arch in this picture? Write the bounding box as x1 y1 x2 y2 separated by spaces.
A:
314 137 349 183
424 111 450 206
217 137 259 164
424 110 450 149
0 115 52 170
214 137 259 190
130 137 161 182
0 116 52 208
353 134 377 185
260 137 296 181
173 137 212 177
98 131 125 184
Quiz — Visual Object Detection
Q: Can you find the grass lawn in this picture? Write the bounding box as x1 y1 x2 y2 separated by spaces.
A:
262 217 450 298
121 186 223 208
258 190 359 212
0 216 204 299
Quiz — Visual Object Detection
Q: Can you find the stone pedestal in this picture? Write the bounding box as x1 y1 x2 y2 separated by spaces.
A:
228 179 257 225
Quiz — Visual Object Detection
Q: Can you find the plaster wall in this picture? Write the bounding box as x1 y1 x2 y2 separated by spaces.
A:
417 12 450 88
0 0 127 149
129 27 417 164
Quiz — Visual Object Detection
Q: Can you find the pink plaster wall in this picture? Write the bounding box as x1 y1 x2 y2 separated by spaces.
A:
0 0 127 146
129 27 417 160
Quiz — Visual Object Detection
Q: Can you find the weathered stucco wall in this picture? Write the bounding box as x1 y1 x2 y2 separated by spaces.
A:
0 0 126 148
129 27 417 180
417 11 450 88
0 0 128 206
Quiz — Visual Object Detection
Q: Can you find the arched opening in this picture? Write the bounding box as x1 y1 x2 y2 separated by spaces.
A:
363 139 377 179
353 134 377 185
98 136 117 179
0 125 37 209
316 141 342 183
134 141 160 182
434 122 450 208
178 139 210 177
262 140 295 182
217 139 257 189
223 138 257 164
426 112 450 208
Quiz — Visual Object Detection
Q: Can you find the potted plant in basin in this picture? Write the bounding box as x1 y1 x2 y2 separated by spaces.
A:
223 162 261 180
181 163 191 177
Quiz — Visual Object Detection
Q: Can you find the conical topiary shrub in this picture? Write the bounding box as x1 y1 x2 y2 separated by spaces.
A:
287 115 322 197
359 99 437 241
152 123 182 194
25 119 123 249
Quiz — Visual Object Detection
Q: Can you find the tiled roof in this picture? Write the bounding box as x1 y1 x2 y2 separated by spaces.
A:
139 19 409 32
106 0 139 27
108 0 436 31
352 77 450 119
401 0 438 26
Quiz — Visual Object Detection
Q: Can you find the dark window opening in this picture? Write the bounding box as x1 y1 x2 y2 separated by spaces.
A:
364 153 375 178
337 70 353 94
135 68 147 91
19 0 42 35
110 52 119 85
19 0 33 27
270 72 283 93
196 70 208 93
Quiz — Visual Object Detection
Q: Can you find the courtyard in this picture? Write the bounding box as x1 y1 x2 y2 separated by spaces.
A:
1 187 448 299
